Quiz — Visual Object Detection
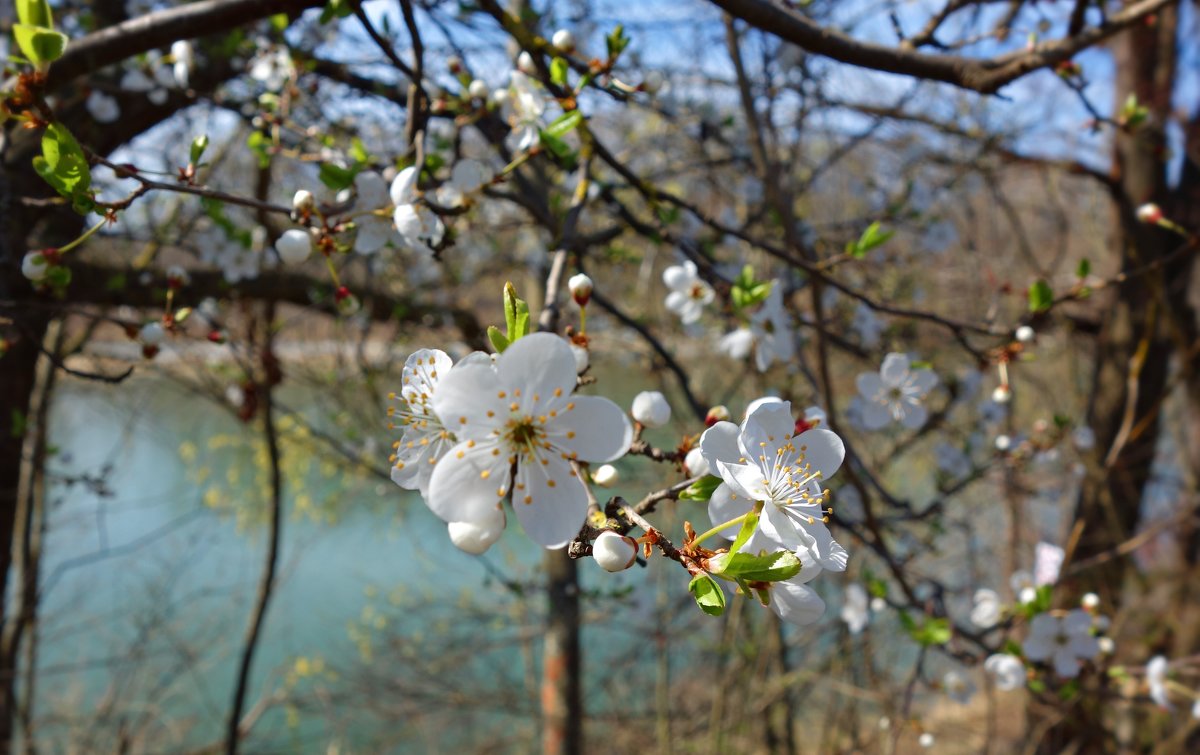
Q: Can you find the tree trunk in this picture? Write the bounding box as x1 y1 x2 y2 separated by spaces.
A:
541 549 582 755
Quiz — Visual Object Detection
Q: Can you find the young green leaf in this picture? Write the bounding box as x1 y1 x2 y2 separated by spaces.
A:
728 509 759 554
190 135 210 165
13 25 67 65
678 474 723 502
487 325 510 354
710 550 802 583
550 57 569 86
543 110 584 140
688 574 726 617
1028 279 1053 313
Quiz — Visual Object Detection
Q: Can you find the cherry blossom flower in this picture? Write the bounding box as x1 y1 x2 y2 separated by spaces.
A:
435 159 494 208
970 588 1001 629
389 349 457 497
747 283 794 371
1147 655 1171 709
426 333 632 549
391 166 444 252
699 400 848 571
170 40 193 89
718 327 754 360
503 72 546 152
248 44 293 90
684 447 709 477
984 654 1026 690
662 260 713 324
840 583 869 634
348 172 395 254
1033 541 1065 587
1023 609 1100 678
856 353 938 430
1010 570 1037 604
770 558 827 626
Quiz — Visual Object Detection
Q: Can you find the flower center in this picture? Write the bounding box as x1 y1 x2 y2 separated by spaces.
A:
504 416 547 458
689 283 706 300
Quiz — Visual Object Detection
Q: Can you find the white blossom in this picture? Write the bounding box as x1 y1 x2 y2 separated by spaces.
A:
684 447 710 478
747 283 794 371
350 172 395 254
592 463 618 487
447 507 506 555
918 732 935 748
503 71 546 152
1033 542 1065 587
139 322 165 345
1010 570 1037 604
293 189 315 213
389 349 457 497
593 531 637 572
856 353 938 430
840 583 869 634
276 229 312 265
631 391 671 428
249 45 293 90
1147 655 1171 709
170 40 193 88
984 654 1026 690
1015 325 1035 343
391 166 444 251
700 400 847 572
718 328 754 360
662 260 713 324
426 333 632 549
970 588 1002 629
1023 610 1100 678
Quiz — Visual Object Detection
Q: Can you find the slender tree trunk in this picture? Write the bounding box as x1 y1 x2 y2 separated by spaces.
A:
541 550 582 755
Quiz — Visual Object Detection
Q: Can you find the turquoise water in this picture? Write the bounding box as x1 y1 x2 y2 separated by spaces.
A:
33 376 711 751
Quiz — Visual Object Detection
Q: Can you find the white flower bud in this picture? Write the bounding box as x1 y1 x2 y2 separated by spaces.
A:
631 391 671 428
570 344 589 374
592 463 618 487
276 229 312 265
1018 586 1037 604
292 189 315 213
568 273 593 306
592 530 637 572
490 88 509 107
517 51 537 74
167 265 190 286
1015 325 1035 343
918 733 935 748
21 252 49 281
878 716 891 731
447 509 505 555
994 434 1011 452
468 79 489 100
870 597 887 612
139 322 166 345
705 405 730 426
552 29 575 51
1136 203 1163 224
684 447 710 478
991 384 1011 404
1081 592 1100 610
1097 636 1115 655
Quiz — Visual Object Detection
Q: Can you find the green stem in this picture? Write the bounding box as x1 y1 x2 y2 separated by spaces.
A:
693 513 749 548
58 219 106 254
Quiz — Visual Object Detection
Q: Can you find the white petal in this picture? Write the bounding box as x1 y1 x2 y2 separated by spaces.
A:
880 353 909 386
699 421 741 470
771 579 826 626
390 167 418 205
909 368 938 394
1062 609 1093 636
899 402 928 429
856 372 884 400
860 401 892 430
394 204 424 240
354 217 392 254
496 333 578 415
739 400 795 459
547 395 632 463
795 428 845 480
355 171 391 208
662 262 694 290
425 438 510 524
431 360 506 438
1052 648 1081 678
714 460 757 500
664 290 688 313
511 455 588 549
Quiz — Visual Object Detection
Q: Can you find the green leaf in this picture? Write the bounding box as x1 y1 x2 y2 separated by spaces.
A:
847 221 895 258
907 616 952 646
16 0 53 28
1075 258 1091 279
318 162 359 191
44 265 71 288
688 574 726 617
605 24 630 60
550 57 569 86
728 509 759 554
1028 279 1053 313
502 282 530 343
487 326 510 354
350 137 370 165
319 0 354 24
13 24 67 65
710 550 801 583
269 13 290 32
543 110 585 140
34 123 91 202
246 131 272 169
190 134 209 165
678 474 722 502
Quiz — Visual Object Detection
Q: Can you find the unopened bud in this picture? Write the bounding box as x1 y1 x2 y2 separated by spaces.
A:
447 509 506 555
552 29 575 52
167 265 190 288
570 344 589 374
1015 325 1035 343
447 55 463 74
1097 636 1115 654
992 384 1012 404
1136 203 1163 224
517 51 537 75
139 321 166 346
467 79 489 100
568 273 593 306
631 390 671 428
592 463 618 487
1081 592 1100 610
276 229 312 265
21 251 50 281
292 189 315 213
684 447 710 478
705 405 730 427
592 530 637 572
